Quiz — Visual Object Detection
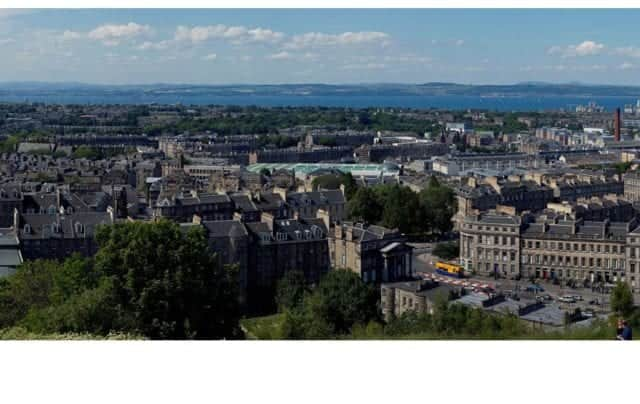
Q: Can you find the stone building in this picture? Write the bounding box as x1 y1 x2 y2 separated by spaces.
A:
0 184 23 227
624 170 640 202
381 280 457 322
283 188 346 222
329 222 414 283
153 191 234 222
244 212 330 312
183 218 250 306
459 210 640 291
14 208 114 260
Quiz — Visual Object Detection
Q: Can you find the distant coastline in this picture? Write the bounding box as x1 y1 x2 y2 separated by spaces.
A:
0 82 639 111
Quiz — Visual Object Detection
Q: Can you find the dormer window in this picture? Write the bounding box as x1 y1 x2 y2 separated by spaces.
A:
75 222 84 234
48 205 56 215
23 224 31 234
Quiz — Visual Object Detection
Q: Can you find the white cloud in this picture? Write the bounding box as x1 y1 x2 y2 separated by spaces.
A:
88 22 152 46
431 39 465 47
285 31 390 49
548 40 604 57
267 51 293 60
382 54 431 64
174 25 283 44
60 30 82 41
342 62 386 70
520 64 607 72
614 47 640 59
0 38 15 46
137 40 171 50
202 53 217 61
618 62 635 70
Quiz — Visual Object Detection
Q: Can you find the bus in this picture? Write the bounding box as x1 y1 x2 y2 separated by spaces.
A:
435 262 464 278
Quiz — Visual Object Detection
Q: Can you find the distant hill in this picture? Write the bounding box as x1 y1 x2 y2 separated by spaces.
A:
1 81 640 98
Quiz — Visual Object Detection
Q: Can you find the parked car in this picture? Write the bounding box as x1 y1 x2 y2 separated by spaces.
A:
588 299 600 306
558 296 576 303
526 284 545 293
583 309 595 318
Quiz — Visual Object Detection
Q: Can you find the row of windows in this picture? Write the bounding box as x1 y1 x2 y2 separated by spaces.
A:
524 240 624 254
463 224 517 233
475 249 517 262
477 235 517 246
520 254 626 270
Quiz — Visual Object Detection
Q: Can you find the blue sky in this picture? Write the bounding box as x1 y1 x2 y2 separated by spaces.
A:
2 9 640 85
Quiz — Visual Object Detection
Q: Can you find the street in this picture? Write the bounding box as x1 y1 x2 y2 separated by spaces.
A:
410 245 614 315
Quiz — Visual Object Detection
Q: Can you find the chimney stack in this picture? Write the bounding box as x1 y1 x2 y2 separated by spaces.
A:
615 107 621 142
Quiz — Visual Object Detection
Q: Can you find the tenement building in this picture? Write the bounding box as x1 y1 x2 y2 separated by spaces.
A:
624 170 640 202
460 210 640 291
329 222 414 283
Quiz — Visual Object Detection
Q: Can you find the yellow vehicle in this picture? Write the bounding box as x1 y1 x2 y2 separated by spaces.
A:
435 262 464 278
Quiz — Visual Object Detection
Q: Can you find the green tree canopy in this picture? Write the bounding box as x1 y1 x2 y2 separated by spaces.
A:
611 282 634 317
93 220 241 339
279 269 380 338
275 270 308 312
347 186 383 224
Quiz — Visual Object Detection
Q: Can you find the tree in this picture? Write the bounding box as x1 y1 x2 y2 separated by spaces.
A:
306 269 380 335
93 220 242 339
432 241 459 260
312 172 357 200
275 271 307 312
73 145 102 160
347 187 382 224
611 282 634 317
381 184 422 234
279 269 380 338
419 177 456 235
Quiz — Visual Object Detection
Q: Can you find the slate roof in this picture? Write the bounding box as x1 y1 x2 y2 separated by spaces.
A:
17 212 112 240
202 220 248 239
286 189 345 207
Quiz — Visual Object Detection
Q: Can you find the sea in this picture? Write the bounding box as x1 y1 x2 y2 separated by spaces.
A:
0 93 638 112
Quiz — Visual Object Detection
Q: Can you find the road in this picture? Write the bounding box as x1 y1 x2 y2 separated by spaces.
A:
410 246 613 315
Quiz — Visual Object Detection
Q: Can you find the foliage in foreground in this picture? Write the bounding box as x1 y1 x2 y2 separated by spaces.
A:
0 220 242 340
0 327 144 340
246 286 617 340
276 269 380 339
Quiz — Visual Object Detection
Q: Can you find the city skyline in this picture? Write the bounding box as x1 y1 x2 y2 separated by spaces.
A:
3 9 640 85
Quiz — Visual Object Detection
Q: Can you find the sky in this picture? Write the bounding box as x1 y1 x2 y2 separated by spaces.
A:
2 9 640 85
